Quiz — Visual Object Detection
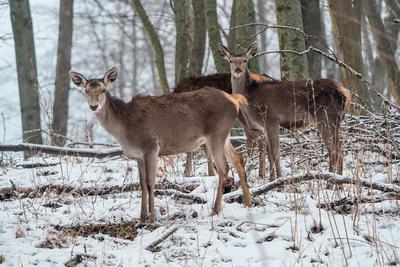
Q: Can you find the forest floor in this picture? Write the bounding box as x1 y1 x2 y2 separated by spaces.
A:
0 124 400 266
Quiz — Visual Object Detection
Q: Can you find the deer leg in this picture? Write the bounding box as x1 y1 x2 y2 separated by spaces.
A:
207 141 228 215
204 145 215 176
137 159 148 223
224 139 252 207
318 121 342 174
183 152 194 177
266 123 283 179
144 152 158 224
258 137 267 179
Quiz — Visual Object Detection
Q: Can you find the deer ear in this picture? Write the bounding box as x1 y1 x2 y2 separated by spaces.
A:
245 42 258 59
217 43 230 60
69 71 87 88
103 67 118 85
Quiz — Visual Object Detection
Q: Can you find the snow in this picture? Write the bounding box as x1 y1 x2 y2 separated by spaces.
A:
0 148 399 266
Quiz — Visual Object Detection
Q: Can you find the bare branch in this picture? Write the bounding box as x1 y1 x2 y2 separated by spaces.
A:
224 172 400 203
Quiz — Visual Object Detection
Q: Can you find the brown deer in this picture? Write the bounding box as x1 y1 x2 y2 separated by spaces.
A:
174 72 271 179
218 43 351 178
69 67 254 223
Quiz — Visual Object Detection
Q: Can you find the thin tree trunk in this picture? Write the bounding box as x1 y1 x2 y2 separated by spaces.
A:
188 0 206 76
256 0 267 71
228 0 237 51
131 0 169 94
320 6 339 80
205 0 229 72
132 19 138 93
10 0 43 145
300 0 322 79
328 0 373 109
51 0 74 146
275 0 309 80
174 0 191 82
235 0 259 72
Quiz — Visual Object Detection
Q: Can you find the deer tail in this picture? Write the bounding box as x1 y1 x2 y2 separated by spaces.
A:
231 94 264 132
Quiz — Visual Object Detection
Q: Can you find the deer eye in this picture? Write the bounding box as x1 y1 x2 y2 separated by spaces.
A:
85 89 88 94
101 89 106 94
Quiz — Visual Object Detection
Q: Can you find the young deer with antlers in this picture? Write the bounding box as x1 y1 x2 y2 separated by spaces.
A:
218 43 351 178
69 67 254 223
174 72 271 179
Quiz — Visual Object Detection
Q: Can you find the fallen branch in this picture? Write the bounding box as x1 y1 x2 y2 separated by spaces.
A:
0 182 198 202
0 143 123 158
224 172 400 203
154 189 207 204
145 225 179 252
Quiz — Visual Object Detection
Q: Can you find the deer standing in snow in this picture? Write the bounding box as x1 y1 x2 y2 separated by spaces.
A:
174 72 271 179
218 43 351 178
69 67 254 223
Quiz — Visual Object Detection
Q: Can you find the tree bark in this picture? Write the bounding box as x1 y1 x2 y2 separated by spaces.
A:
131 0 169 94
188 0 206 76
256 0 268 71
51 0 74 146
174 0 191 82
364 0 400 105
235 0 259 72
275 0 309 80
300 0 322 79
9 0 43 145
328 0 373 109
205 0 229 72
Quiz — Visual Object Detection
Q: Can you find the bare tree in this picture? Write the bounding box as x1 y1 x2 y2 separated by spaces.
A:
51 0 74 146
9 0 43 145
131 0 169 94
174 0 191 82
300 0 322 79
328 0 372 108
275 0 309 79
231 0 259 72
205 0 229 72
188 0 206 76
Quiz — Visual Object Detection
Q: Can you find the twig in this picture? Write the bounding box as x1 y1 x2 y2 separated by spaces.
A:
145 225 179 252
154 189 207 204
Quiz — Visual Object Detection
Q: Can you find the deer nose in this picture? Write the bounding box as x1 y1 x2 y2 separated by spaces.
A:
234 68 241 74
89 104 98 111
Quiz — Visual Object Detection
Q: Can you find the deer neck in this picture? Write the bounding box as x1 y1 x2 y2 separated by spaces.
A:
231 69 249 95
94 91 126 139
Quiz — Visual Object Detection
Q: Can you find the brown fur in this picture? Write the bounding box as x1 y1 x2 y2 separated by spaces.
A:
174 72 271 178
218 43 351 178
70 68 253 224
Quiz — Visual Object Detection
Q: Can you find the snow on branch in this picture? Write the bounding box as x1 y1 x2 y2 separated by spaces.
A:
224 172 400 204
0 143 123 158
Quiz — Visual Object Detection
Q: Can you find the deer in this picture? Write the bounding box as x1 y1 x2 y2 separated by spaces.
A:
218 42 352 179
69 67 255 224
174 72 271 179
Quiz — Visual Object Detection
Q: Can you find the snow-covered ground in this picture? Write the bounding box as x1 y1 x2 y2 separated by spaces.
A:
0 138 399 266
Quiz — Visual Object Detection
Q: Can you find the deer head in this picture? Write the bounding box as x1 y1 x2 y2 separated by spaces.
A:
69 67 118 112
217 42 257 79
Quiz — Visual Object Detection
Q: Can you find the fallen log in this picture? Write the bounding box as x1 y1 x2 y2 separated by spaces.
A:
145 225 179 252
0 181 200 202
0 143 123 158
224 172 400 203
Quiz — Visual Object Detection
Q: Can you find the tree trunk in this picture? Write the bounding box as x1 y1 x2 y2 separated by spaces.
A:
275 0 309 80
10 0 43 145
188 0 206 77
235 0 259 72
300 0 322 79
205 0 229 72
174 0 191 82
51 0 74 146
256 0 268 71
131 0 169 94
228 0 238 51
328 0 373 109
